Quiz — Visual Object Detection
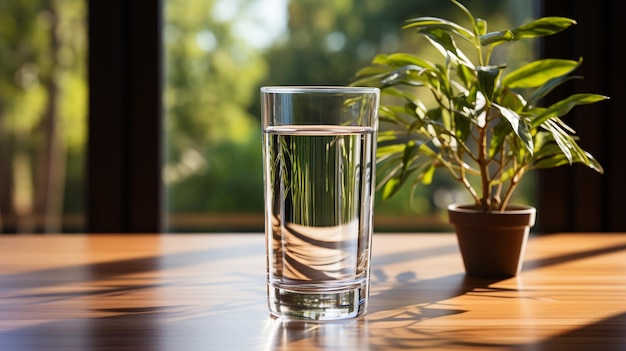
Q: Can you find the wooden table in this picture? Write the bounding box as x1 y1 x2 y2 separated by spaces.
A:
0 233 624 350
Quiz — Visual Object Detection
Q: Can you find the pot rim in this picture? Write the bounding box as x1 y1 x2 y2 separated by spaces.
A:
447 203 537 227
447 203 536 215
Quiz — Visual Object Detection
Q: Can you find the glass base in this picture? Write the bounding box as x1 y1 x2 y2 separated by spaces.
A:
268 284 368 321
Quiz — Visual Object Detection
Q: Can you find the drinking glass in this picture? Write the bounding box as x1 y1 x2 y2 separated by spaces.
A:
261 86 379 320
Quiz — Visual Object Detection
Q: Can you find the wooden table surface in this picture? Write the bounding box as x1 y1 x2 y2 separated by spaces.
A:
0 233 624 351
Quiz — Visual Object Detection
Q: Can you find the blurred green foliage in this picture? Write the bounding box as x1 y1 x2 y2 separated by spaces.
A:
0 0 86 232
0 0 535 232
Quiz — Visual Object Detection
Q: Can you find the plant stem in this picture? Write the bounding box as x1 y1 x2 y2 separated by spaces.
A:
493 145 506 205
500 167 524 211
442 154 481 205
477 107 491 211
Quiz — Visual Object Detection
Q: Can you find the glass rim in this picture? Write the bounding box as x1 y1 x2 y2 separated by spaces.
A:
261 86 379 94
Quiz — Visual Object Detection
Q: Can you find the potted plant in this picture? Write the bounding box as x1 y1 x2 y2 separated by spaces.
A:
351 0 608 277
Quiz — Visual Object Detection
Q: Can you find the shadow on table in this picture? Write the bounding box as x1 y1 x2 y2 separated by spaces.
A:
523 241 626 271
0 242 260 292
267 237 626 350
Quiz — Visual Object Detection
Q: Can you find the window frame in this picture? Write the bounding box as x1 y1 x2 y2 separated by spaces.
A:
538 0 624 232
87 0 163 233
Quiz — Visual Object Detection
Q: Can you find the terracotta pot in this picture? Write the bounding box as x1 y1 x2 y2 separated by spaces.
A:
447 203 537 278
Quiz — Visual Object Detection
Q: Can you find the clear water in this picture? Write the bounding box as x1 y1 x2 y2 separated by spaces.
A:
263 125 375 320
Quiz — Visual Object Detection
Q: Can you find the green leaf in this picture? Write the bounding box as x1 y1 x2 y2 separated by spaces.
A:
488 120 509 158
512 17 576 39
532 152 603 172
544 119 574 163
403 16 474 43
422 29 475 69
381 177 402 200
540 117 602 173
420 164 436 185
531 93 609 127
377 140 409 157
378 104 412 125
417 140 440 158
376 155 403 190
490 167 516 186
402 141 418 173
531 134 603 173
450 0 477 34
502 59 579 89
353 65 428 88
456 60 475 88
498 89 527 112
375 53 436 70
476 65 501 103
475 18 487 36
528 75 581 107
379 140 427 200
480 30 514 46
493 103 533 153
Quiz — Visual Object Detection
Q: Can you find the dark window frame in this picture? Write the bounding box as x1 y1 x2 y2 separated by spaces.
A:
538 0 624 232
88 1 163 232
86 0 625 233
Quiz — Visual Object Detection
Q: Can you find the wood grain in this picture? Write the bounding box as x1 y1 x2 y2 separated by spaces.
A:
0 233 624 350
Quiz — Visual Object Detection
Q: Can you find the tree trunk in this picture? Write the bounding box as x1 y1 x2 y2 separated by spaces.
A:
0 106 16 233
33 2 65 233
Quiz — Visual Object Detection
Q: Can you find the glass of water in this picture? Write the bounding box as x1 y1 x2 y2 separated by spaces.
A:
261 86 379 321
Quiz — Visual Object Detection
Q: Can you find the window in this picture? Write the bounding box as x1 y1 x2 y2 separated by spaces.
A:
4 1 620 234
162 0 538 233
